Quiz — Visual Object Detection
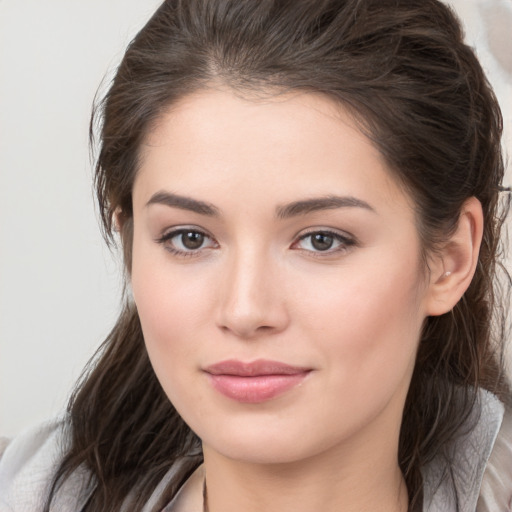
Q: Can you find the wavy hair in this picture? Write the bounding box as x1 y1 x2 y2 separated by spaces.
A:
45 1 510 511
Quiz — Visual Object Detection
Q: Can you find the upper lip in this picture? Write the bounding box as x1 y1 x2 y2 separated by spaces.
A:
204 359 311 376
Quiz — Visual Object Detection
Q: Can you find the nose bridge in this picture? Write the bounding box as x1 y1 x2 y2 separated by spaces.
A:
217 242 287 338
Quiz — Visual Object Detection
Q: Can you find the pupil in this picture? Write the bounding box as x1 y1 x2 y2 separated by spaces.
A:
312 233 333 251
182 232 204 249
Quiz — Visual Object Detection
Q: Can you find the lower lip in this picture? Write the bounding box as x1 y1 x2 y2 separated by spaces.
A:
207 373 309 403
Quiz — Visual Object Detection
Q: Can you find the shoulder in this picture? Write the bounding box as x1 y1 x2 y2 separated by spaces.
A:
423 389 509 512
478 402 512 511
0 419 92 512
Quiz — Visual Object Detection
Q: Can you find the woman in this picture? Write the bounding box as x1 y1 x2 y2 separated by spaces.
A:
1 0 510 511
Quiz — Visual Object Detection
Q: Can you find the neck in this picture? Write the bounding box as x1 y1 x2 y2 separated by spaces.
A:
201 377 412 512
202 442 408 512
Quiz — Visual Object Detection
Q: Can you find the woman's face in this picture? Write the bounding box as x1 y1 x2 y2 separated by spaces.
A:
131 89 435 465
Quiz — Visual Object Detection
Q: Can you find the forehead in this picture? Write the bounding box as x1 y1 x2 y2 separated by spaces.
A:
135 88 413 217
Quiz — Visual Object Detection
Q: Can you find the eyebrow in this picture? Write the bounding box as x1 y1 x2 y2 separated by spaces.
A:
146 191 219 216
146 191 375 218
276 195 376 219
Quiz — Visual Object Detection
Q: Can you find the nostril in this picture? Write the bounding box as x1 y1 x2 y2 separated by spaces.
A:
218 320 281 339
216 266 290 338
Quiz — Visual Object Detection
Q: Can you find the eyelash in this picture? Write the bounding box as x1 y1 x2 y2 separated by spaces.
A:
156 227 356 258
156 228 218 258
292 229 356 257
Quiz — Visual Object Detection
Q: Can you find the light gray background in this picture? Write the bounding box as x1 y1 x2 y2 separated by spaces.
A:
1 0 511 437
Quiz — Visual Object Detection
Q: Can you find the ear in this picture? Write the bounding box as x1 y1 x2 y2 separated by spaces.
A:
113 208 134 276
113 208 124 233
425 197 484 316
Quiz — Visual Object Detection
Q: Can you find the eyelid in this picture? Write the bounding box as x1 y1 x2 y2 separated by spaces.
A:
291 227 357 254
155 225 218 257
157 225 212 240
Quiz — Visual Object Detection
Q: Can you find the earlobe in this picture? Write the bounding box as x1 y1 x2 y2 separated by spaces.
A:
113 208 134 277
113 208 124 233
425 197 484 316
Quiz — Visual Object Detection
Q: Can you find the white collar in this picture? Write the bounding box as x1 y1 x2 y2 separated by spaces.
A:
162 464 204 512
162 390 505 512
422 390 504 512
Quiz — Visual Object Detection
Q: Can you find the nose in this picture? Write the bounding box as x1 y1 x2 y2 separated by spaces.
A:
216 248 290 339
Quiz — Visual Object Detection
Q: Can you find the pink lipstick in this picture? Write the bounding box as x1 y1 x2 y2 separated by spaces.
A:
204 359 311 403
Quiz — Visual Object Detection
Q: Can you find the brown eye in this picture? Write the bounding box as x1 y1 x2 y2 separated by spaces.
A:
311 233 334 251
157 227 217 256
293 230 355 255
181 231 205 250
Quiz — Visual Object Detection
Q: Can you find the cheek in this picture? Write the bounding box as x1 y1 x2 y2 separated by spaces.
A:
294 254 425 393
131 255 215 424
130 237 213 371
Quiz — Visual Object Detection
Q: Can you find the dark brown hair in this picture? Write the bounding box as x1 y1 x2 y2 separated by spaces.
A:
45 1 510 511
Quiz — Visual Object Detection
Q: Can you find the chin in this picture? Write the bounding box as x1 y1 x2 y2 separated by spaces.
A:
196 415 347 466
205 436 314 465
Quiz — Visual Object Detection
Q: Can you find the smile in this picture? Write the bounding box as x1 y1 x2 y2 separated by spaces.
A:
203 359 312 403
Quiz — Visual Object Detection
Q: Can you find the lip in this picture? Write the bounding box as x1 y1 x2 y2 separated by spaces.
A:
203 359 312 403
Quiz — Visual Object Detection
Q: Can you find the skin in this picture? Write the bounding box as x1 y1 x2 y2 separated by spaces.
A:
129 88 482 512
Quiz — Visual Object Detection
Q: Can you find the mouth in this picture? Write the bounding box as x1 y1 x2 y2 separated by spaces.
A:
203 359 312 403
